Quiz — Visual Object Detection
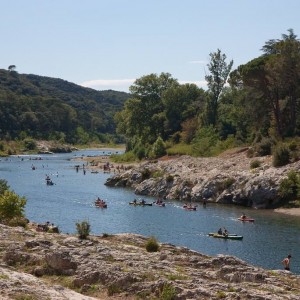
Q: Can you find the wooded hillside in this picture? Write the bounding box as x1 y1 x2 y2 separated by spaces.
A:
0 69 130 143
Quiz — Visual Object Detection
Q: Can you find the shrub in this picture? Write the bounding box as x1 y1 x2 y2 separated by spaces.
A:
255 137 273 156
76 220 90 239
0 179 9 195
0 190 27 224
272 144 290 167
278 170 300 200
160 283 176 300
145 236 159 252
152 136 166 158
250 160 261 169
23 138 37 151
166 174 174 183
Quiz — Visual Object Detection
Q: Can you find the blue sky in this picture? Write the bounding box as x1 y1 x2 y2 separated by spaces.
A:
1 0 300 92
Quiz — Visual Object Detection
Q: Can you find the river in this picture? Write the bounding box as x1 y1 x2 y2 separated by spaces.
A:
0 150 299 274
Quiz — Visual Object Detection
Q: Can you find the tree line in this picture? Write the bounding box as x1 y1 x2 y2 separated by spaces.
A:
115 29 300 159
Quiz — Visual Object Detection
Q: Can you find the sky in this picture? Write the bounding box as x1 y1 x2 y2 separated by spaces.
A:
1 0 300 93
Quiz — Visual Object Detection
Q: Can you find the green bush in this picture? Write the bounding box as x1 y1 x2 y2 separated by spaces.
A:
255 137 273 156
152 136 166 158
272 144 290 167
160 283 176 300
0 179 9 195
278 170 300 200
23 138 37 151
0 190 27 224
76 220 91 239
250 160 261 169
145 236 160 252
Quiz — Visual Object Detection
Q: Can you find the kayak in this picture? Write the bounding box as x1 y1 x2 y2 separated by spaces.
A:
95 202 107 208
238 217 255 222
129 202 152 206
183 205 197 211
208 233 243 240
153 202 166 207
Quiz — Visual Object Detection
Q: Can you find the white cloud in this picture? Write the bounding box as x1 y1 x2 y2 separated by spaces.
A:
80 79 135 92
80 78 207 92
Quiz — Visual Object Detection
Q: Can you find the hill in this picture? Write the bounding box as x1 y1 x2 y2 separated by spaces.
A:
0 69 130 143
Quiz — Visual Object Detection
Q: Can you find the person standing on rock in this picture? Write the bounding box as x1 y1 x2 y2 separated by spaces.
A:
282 254 292 271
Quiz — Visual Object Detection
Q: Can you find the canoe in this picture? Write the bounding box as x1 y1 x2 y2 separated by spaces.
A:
153 202 166 207
129 202 152 206
208 233 243 240
208 233 237 236
238 217 255 222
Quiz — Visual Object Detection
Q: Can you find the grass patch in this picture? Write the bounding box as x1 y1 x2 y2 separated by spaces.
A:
166 143 194 156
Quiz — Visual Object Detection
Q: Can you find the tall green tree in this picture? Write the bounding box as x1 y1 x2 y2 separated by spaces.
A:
115 73 178 148
204 49 233 126
162 83 205 137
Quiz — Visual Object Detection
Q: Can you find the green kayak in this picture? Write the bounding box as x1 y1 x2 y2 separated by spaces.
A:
208 233 243 240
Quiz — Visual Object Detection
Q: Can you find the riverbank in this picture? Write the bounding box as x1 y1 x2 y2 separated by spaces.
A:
0 223 299 300
274 207 300 216
104 148 300 210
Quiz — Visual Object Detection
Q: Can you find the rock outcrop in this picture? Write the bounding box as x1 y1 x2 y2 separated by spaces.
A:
105 149 298 208
0 223 299 299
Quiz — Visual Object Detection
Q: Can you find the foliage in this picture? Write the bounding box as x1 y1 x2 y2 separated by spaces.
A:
204 49 233 126
192 126 220 156
166 143 194 156
278 170 300 201
151 136 166 158
250 160 261 169
0 179 9 195
0 190 27 224
75 220 91 239
23 138 37 150
110 151 137 163
272 144 290 167
145 236 160 252
254 137 274 156
160 283 176 300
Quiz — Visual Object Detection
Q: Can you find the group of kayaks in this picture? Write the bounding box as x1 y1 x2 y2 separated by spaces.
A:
208 215 255 240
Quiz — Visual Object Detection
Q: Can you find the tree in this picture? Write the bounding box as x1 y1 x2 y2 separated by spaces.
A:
204 49 233 126
233 30 300 138
116 73 179 149
8 65 16 72
0 190 26 222
162 84 205 137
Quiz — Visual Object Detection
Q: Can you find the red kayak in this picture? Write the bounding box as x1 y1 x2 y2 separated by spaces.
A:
238 217 254 222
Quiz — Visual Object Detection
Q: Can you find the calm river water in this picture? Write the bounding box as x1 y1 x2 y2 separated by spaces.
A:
0 150 299 274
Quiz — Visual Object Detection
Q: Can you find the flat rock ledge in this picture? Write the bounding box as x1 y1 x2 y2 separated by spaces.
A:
0 223 299 300
105 150 300 208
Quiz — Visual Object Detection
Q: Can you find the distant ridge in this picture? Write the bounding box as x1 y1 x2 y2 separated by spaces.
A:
0 69 130 142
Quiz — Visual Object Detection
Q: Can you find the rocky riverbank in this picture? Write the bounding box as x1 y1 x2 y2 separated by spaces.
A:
0 223 299 300
105 148 300 210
